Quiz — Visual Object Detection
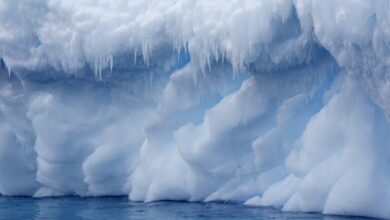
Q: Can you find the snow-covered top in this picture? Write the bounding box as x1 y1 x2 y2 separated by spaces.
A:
1 0 388 75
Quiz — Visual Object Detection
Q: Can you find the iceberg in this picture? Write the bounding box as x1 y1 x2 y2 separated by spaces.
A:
1 0 390 219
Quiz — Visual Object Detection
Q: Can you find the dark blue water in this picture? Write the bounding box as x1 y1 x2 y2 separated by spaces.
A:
0 197 378 220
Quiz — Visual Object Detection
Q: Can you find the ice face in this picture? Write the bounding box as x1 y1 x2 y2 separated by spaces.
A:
1 0 390 219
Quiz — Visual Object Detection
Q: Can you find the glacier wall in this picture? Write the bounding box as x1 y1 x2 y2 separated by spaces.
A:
1 0 390 219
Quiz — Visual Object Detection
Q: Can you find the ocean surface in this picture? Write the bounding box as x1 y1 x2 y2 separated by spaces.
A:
0 196 378 220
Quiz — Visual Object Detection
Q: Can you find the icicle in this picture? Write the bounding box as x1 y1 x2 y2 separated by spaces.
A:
177 47 181 62
7 65 11 77
134 48 138 65
142 41 151 67
99 57 102 80
109 55 113 73
206 53 212 74
221 51 225 65
94 59 98 78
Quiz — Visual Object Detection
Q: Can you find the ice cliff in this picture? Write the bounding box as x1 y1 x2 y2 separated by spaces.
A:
1 0 390 219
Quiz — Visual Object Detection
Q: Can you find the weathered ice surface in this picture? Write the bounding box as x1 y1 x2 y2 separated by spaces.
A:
1 0 390 219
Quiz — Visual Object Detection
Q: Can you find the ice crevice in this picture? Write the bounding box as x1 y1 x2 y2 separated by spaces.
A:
1 0 390 219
